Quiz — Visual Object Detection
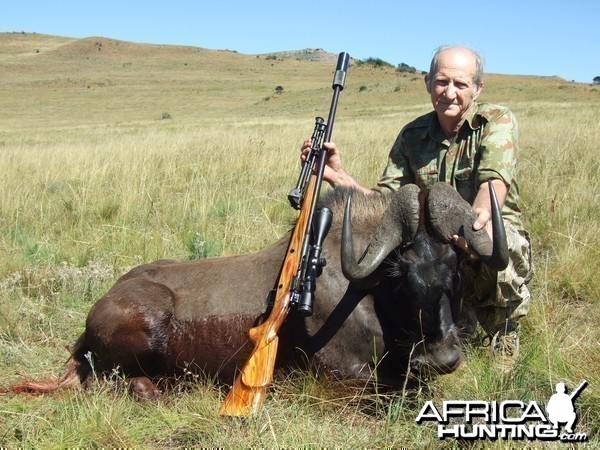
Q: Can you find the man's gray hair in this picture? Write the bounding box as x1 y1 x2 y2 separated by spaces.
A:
428 45 484 86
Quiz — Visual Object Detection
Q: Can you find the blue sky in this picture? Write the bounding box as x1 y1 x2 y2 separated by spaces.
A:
2 1 598 83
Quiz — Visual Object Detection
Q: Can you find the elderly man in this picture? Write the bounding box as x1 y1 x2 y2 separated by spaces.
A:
303 45 532 373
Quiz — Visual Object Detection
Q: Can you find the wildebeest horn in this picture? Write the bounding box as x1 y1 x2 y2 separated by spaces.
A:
428 181 509 271
341 184 420 282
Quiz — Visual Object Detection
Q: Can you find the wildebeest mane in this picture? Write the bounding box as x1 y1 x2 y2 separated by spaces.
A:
317 187 391 236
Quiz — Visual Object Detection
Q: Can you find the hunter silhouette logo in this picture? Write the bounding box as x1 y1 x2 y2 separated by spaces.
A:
546 380 587 434
416 379 589 442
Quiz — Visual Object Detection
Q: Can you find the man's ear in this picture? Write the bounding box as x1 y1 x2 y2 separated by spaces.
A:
473 82 484 100
424 74 431 93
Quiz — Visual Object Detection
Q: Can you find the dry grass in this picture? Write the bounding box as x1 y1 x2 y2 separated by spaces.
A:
0 32 598 447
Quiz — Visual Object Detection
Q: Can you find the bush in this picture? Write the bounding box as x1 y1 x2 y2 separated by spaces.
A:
396 62 417 74
359 57 394 68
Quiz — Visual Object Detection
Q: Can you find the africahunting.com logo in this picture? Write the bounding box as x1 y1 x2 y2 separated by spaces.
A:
416 380 589 442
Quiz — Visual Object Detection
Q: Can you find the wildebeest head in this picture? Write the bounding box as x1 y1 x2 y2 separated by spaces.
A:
341 182 508 375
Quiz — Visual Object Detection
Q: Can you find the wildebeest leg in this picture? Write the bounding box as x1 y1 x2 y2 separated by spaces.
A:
84 279 175 379
80 365 161 401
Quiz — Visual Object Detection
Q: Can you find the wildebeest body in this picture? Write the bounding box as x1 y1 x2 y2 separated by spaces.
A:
82 203 396 385
12 183 507 398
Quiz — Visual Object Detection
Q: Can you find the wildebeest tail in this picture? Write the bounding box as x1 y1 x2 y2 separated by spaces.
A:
2 333 91 394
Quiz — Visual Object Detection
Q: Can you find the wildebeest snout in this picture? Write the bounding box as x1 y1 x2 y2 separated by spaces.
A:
410 327 463 375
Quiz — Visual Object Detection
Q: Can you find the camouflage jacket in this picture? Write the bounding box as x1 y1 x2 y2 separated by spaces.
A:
374 102 524 230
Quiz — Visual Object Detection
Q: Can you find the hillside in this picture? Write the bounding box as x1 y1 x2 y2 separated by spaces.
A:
1 32 595 132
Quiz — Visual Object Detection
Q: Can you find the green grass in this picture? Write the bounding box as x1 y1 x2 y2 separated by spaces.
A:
1 33 599 448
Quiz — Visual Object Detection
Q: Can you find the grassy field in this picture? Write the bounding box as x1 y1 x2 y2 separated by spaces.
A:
0 32 598 448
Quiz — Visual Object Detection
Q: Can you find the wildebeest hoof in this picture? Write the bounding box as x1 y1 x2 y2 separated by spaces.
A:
129 377 161 401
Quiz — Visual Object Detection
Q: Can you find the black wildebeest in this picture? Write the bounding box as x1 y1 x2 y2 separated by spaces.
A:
10 182 507 399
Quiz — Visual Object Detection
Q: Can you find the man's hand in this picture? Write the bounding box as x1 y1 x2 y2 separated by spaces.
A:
301 139 343 186
300 140 373 195
452 180 506 259
452 208 491 260
473 207 492 235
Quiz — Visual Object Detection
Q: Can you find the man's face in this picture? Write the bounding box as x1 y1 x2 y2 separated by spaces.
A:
425 48 482 126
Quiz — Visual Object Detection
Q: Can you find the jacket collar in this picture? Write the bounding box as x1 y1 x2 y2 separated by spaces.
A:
425 102 482 142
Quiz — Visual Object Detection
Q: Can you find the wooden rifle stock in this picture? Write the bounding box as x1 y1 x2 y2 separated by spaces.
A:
219 52 349 416
218 180 317 415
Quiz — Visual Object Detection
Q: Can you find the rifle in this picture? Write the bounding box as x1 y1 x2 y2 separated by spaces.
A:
218 52 350 416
